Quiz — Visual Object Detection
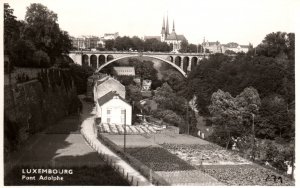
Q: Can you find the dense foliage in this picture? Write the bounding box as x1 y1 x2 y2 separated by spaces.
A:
104 36 201 53
187 32 294 141
186 31 294 176
4 3 72 68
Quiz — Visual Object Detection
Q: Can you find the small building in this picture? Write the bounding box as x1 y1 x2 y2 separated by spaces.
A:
142 79 152 91
93 76 125 102
113 67 135 76
87 74 108 99
96 91 132 125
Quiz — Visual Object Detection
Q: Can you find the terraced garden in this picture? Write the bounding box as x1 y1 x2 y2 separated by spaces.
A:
162 143 250 165
127 147 195 171
160 143 295 186
98 123 162 135
99 129 294 185
202 164 294 186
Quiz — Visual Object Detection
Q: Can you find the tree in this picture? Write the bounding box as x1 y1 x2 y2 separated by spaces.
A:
4 3 22 56
126 84 143 102
104 39 115 50
24 3 71 62
179 39 188 52
128 58 158 85
69 64 94 94
208 87 261 149
11 39 36 67
32 50 51 67
255 31 294 59
131 36 144 51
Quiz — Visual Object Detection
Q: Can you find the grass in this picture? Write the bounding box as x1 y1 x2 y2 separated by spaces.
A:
5 165 130 186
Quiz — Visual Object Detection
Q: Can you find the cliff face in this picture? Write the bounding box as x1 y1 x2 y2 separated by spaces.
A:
4 69 80 154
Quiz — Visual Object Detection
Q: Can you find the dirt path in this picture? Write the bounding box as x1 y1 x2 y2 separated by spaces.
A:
5 113 106 176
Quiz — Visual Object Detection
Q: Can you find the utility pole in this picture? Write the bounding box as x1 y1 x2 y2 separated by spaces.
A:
251 113 255 161
123 109 127 153
186 100 190 135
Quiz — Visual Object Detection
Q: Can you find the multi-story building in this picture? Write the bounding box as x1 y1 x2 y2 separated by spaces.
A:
202 38 222 53
222 42 250 53
71 37 86 50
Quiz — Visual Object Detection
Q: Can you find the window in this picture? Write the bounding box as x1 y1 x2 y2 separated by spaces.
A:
121 109 126 114
107 118 111 123
107 109 111 115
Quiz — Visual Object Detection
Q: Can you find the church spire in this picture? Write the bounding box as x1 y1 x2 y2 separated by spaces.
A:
161 16 165 34
172 20 175 32
165 14 169 35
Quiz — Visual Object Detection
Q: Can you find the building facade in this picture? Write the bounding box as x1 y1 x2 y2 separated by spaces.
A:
202 39 223 53
144 16 186 52
222 42 250 53
113 67 135 76
95 91 132 125
161 18 186 52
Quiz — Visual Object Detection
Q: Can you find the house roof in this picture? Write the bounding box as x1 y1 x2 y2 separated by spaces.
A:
88 73 107 81
95 76 124 87
97 91 130 106
165 31 186 41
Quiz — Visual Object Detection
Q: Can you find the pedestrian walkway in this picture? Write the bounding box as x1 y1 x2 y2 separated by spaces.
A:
78 95 153 186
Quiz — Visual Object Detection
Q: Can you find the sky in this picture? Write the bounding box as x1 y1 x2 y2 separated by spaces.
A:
5 0 300 46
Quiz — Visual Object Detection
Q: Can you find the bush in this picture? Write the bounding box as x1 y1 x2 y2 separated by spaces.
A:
32 50 51 67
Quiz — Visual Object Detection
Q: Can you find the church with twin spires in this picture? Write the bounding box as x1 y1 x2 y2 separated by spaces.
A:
144 15 186 52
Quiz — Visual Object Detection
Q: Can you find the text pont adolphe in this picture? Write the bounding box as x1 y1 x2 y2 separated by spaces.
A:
21 168 73 181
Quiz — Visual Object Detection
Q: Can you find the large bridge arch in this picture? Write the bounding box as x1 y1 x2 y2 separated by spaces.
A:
95 54 187 77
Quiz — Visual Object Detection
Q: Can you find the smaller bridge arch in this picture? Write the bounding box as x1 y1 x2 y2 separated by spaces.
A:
90 55 97 69
175 56 182 67
82 54 89 67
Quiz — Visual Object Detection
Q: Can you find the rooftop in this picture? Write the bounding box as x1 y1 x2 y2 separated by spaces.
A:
97 91 129 106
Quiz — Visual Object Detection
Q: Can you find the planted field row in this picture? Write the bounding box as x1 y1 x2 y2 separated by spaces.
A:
156 170 223 186
98 123 159 135
201 164 294 186
161 143 250 165
126 147 195 172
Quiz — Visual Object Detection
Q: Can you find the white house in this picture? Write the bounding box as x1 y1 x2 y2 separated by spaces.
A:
93 76 125 102
96 91 132 125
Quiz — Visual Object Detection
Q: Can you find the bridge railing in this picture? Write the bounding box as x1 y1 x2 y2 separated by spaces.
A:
70 50 207 56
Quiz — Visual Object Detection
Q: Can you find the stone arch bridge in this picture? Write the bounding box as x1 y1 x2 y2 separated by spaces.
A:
68 51 207 77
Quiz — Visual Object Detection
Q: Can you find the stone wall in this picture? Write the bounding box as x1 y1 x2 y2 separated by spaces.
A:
4 71 79 153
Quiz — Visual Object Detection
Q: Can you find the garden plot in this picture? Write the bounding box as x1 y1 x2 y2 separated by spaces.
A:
202 164 294 186
144 134 210 145
102 134 159 148
162 144 251 166
156 170 223 186
127 147 195 171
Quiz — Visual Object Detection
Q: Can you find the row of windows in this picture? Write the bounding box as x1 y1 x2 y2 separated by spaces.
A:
107 109 126 115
